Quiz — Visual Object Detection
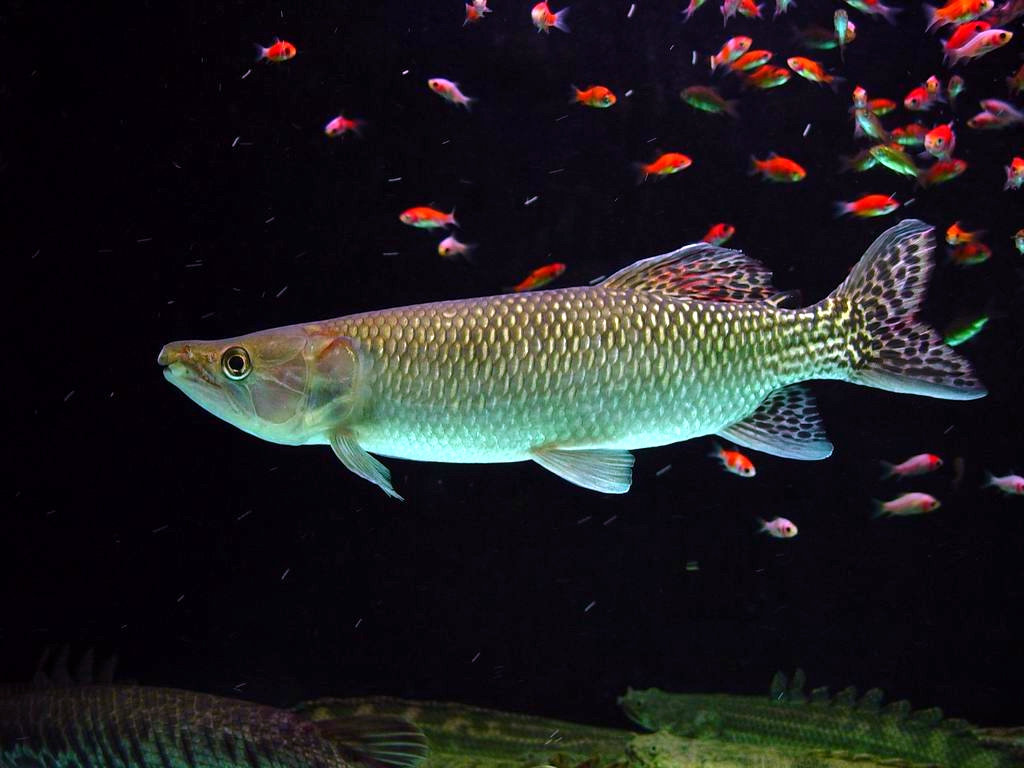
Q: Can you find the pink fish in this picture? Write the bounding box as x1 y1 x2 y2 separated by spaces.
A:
945 29 1013 65
873 492 941 517
881 453 943 479
984 472 1024 495
758 517 798 538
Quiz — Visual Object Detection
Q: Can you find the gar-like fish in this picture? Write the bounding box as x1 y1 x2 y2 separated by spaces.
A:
158 220 985 499
0 684 428 768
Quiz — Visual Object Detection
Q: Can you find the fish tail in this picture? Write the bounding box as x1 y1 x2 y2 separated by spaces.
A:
870 499 888 518
828 219 987 401
923 4 940 32
832 201 852 218
982 470 995 488
879 460 896 479
553 6 571 32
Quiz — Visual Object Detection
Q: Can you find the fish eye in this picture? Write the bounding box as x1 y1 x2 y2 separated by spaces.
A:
221 346 252 380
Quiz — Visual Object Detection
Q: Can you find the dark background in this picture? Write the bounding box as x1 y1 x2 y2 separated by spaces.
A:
4 0 1024 729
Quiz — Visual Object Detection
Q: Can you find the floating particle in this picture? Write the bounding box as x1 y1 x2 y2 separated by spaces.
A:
625 89 634 97
382 251 400 256
603 514 618 526
63 390 75 402
628 3 636 17
237 509 253 521
241 69 251 80
584 600 597 612
354 617 363 628
577 515 592 524
232 136 240 147
471 651 481 663
281 568 291 581
275 285 288 299
152 524 169 534
524 195 539 206
686 560 700 572
656 464 673 477
387 177 402 182
803 123 811 137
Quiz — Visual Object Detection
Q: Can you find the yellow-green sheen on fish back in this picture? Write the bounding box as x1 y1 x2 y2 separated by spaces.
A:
159 220 985 498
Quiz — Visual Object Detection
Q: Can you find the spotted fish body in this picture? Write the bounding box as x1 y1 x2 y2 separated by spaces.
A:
619 671 1010 768
0 685 427 768
159 220 985 498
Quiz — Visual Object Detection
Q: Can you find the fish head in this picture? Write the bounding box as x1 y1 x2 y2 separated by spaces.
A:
158 325 363 446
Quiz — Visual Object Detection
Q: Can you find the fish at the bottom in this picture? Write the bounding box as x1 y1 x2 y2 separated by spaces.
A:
0 684 428 768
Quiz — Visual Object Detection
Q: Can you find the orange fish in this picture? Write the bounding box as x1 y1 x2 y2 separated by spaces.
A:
787 56 842 88
945 221 984 244
728 49 773 72
919 158 967 187
256 39 296 62
702 222 736 245
531 1 570 32
903 85 940 111
572 85 617 108
710 36 752 71
399 206 458 229
833 194 900 218
513 262 566 292
868 98 898 115
635 152 693 182
749 153 806 182
710 443 756 477
925 0 994 32
324 114 364 138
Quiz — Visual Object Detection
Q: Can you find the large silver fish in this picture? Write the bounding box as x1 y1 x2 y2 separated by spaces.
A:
158 220 985 498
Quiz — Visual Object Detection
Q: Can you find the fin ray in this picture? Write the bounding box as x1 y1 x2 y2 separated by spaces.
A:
602 243 780 303
531 447 634 493
316 716 428 768
717 385 833 460
330 431 403 500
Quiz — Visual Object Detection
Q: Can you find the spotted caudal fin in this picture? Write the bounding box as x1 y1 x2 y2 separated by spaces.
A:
828 219 986 401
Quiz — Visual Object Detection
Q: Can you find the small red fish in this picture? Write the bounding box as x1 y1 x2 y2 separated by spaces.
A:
943 20 991 55
904 85 940 111
925 0 994 32
946 29 1013 65
513 262 567 292
635 152 693 182
868 98 897 115
919 158 967 187
881 453 943 478
702 222 736 245
399 206 458 229
572 85 617 108
1006 156 1024 190
710 36 753 71
324 114 364 138
710 443 756 477
728 49 774 73
873 492 941 517
924 122 956 159
834 194 900 218
256 39 297 62
531 1 570 33
950 240 992 265
749 153 806 182
758 517 798 538
945 221 984 244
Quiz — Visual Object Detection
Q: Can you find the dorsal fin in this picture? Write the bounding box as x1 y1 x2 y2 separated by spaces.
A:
601 243 780 303
834 686 858 707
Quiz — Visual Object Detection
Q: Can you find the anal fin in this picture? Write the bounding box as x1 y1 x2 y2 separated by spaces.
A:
717 384 833 461
330 430 404 500
531 447 634 494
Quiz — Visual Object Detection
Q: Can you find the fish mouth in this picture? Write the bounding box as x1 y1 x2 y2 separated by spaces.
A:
157 344 218 387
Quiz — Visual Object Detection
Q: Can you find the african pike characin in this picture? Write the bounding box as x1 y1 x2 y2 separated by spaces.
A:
159 220 985 499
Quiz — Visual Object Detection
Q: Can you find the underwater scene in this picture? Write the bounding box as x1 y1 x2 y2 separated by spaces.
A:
5 0 1024 765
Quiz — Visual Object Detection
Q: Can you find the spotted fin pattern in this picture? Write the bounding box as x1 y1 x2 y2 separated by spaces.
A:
831 219 987 401
601 243 780 303
717 384 833 460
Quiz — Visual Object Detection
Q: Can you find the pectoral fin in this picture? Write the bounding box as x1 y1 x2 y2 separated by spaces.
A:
717 384 833 460
531 447 634 493
329 430 403 500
